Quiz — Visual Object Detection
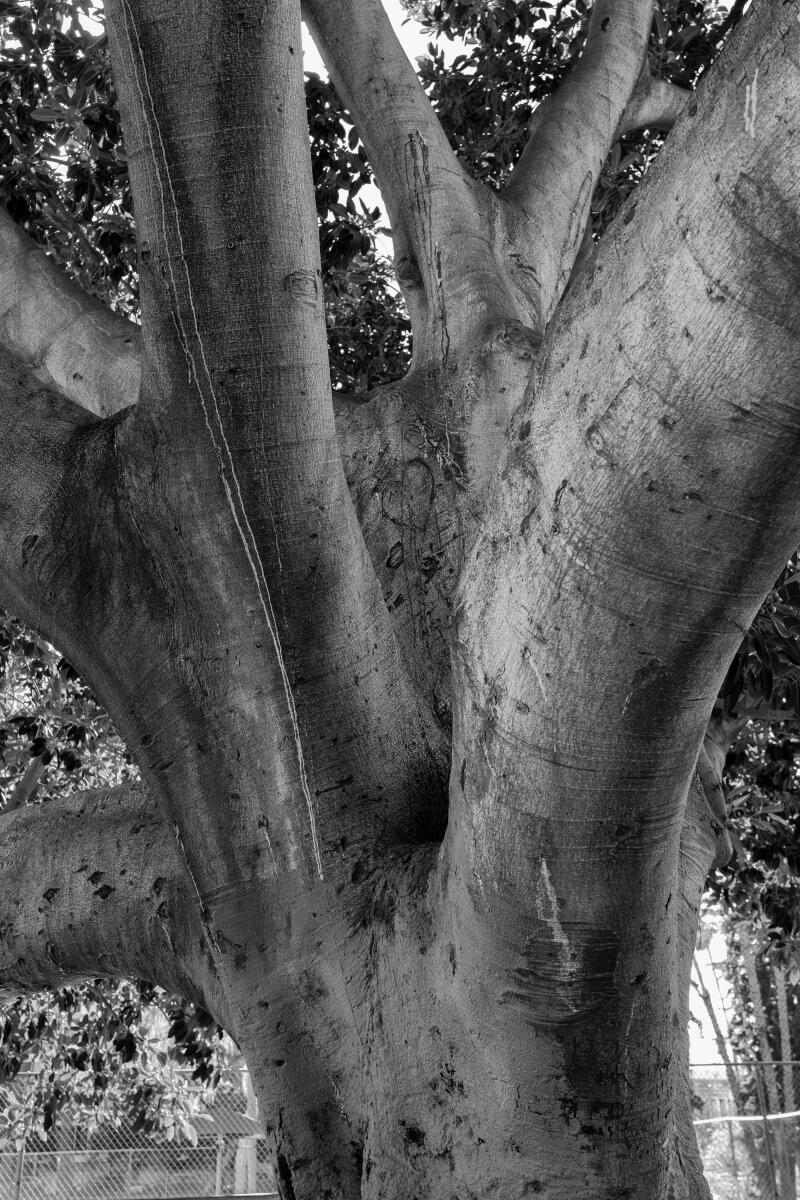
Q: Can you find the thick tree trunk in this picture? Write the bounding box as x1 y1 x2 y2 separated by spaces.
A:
1 0 800 1197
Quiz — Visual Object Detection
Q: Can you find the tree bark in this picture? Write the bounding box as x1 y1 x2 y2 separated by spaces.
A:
1 0 800 1196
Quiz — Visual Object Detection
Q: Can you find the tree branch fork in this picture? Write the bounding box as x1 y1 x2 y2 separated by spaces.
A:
0 7 798 1161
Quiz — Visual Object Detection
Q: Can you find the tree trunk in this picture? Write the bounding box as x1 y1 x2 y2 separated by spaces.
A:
1 0 800 1197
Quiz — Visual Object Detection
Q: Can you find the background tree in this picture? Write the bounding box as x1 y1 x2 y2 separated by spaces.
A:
2 0 800 1197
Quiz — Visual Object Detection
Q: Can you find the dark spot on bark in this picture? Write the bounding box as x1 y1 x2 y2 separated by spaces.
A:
519 419 531 440
659 414 676 430
152 876 165 895
622 203 636 225
274 1058 286 1068
386 541 404 569
72 371 83 381
94 884 116 900
420 550 444 580
553 478 568 512
402 1122 426 1148
520 506 537 537
448 943 457 974
527 1183 543 1195
141 733 154 748
585 424 615 466
276 1153 297 1200
516 701 530 714
234 950 247 969
459 758 466 792
683 490 703 502
42 887 59 903
88 871 104 886
600 15 610 28
21 534 39 564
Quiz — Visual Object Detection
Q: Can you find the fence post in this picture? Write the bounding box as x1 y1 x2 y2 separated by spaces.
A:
754 1061 779 1200
12 1137 25 1200
215 1136 224 1196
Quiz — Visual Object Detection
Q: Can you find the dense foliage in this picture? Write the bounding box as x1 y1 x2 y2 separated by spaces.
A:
0 980 234 1146
407 0 743 230
0 0 410 388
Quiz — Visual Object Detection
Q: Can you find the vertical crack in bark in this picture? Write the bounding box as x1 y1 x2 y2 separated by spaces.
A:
111 0 323 879
276 1153 297 1200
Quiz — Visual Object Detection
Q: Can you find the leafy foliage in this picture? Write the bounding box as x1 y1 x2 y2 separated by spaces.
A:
0 608 136 807
701 558 800 958
407 0 740 230
0 611 235 1140
0 0 136 312
0 1 410 389
0 980 235 1146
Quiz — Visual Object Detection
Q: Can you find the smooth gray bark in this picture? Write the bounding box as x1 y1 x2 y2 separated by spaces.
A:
0 0 799 1196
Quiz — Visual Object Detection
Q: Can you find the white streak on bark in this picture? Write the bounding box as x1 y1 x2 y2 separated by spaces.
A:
114 0 323 879
744 68 758 138
536 859 571 961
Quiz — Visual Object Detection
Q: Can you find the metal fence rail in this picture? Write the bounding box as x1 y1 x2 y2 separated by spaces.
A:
692 1061 800 1200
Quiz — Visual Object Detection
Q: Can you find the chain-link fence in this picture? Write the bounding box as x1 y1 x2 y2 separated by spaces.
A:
693 1062 800 1200
3 1061 797 1198
0 1069 277 1199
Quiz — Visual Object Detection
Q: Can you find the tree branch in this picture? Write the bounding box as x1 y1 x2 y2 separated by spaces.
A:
444 0 800 955
3 756 46 815
504 0 655 319
72 0 448 909
0 785 222 1015
0 209 140 416
619 70 690 136
0 343 103 628
303 0 518 360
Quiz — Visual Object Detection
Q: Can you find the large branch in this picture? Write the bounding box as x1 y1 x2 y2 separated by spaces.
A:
504 0 654 319
0 209 140 416
443 0 800 975
303 0 519 361
0 344 103 631
83 0 446 905
620 70 690 136
0 785 225 1018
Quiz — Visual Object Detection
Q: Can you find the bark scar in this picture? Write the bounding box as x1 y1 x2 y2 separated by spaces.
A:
744 67 758 138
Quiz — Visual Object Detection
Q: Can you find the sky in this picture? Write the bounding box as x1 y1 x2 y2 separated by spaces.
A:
301 1 439 78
